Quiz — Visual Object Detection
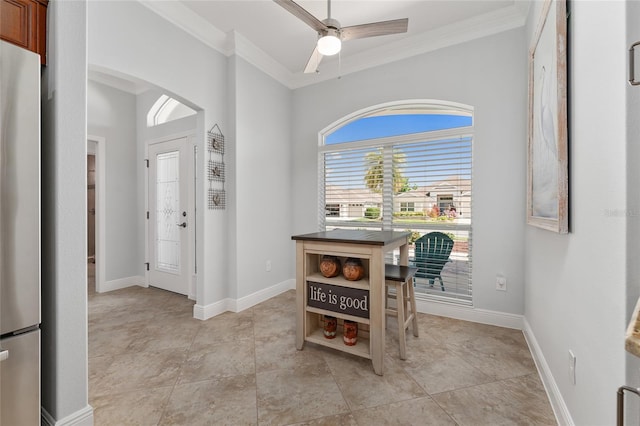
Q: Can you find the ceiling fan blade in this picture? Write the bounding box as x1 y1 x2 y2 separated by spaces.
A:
274 0 327 32
304 46 323 73
341 18 409 41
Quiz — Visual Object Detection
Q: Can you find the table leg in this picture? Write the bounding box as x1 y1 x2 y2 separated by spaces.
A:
399 240 409 266
370 249 384 375
295 242 305 350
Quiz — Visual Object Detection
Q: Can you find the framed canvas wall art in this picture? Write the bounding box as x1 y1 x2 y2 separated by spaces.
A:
527 0 569 233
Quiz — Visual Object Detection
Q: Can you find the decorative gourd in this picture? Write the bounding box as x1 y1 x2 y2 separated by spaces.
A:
319 255 341 278
343 257 365 281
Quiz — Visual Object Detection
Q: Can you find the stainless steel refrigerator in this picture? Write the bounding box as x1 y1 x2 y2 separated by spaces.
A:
0 40 42 425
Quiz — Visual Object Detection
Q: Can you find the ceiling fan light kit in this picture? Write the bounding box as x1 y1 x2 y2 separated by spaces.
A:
274 0 408 73
317 31 341 56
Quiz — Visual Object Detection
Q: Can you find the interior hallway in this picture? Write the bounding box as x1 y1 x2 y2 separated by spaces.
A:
87 264 556 425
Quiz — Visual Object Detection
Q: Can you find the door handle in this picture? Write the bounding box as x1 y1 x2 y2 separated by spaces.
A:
629 41 640 86
0 349 8 362
177 222 187 228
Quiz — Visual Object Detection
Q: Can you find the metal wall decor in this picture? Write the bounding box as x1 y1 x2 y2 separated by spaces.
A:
208 125 225 153
208 189 226 210
207 124 226 209
208 160 225 182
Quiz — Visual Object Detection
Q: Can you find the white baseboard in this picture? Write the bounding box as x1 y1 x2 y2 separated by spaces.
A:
193 279 295 320
415 297 524 329
99 275 146 293
523 318 573 426
193 298 233 320
235 279 296 312
42 405 94 426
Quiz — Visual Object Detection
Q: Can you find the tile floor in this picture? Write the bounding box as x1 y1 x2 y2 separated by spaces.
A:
88 269 557 425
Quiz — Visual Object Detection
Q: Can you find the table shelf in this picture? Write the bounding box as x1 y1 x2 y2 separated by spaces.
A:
306 272 370 290
306 306 370 325
305 327 371 359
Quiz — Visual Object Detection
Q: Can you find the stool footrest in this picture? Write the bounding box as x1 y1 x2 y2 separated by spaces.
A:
403 314 415 329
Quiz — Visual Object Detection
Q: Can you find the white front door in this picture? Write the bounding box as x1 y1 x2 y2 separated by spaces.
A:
148 137 190 295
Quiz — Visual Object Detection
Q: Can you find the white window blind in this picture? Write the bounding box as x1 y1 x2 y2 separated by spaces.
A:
320 125 473 305
391 136 472 303
322 146 384 228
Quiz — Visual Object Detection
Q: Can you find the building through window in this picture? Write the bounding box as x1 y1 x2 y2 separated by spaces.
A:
400 202 415 212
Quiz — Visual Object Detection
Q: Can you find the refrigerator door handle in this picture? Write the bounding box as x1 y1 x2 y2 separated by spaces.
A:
630 41 640 86
0 349 8 362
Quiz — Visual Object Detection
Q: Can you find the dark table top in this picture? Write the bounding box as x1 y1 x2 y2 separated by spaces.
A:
292 229 410 246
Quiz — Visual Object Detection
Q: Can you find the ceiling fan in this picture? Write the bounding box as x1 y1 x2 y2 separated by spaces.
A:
274 0 409 73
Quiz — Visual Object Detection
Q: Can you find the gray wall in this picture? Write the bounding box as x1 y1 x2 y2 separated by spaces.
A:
87 81 140 281
291 28 528 316
230 56 293 299
524 1 627 424
41 0 91 422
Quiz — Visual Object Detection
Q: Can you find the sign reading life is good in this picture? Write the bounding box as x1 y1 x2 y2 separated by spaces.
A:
307 281 369 319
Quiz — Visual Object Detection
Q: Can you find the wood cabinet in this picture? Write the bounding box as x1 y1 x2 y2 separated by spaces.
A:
0 0 48 65
292 230 410 375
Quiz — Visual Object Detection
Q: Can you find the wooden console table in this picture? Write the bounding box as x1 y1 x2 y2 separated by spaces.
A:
291 229 410 375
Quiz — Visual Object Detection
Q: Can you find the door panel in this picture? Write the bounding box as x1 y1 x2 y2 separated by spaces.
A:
0 40 40 335
148 138 189 295
0 330 40 426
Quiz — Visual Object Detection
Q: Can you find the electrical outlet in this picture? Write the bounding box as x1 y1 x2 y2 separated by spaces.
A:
568 350 576 385
266 260 272 272
496 274 507 291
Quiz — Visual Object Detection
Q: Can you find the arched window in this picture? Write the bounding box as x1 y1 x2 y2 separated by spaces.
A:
147 94 197 127
319 100 473 304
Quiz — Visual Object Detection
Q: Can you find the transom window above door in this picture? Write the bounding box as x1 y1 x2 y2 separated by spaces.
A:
147 95 197 127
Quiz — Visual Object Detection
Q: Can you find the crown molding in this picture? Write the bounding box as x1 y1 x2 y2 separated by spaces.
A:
138 1 528 90
88 65 151 95
138 0 229 54
229 31 294 88
139 1 293 87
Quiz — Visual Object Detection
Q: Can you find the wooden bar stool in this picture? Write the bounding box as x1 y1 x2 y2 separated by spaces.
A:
384 264 419 360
